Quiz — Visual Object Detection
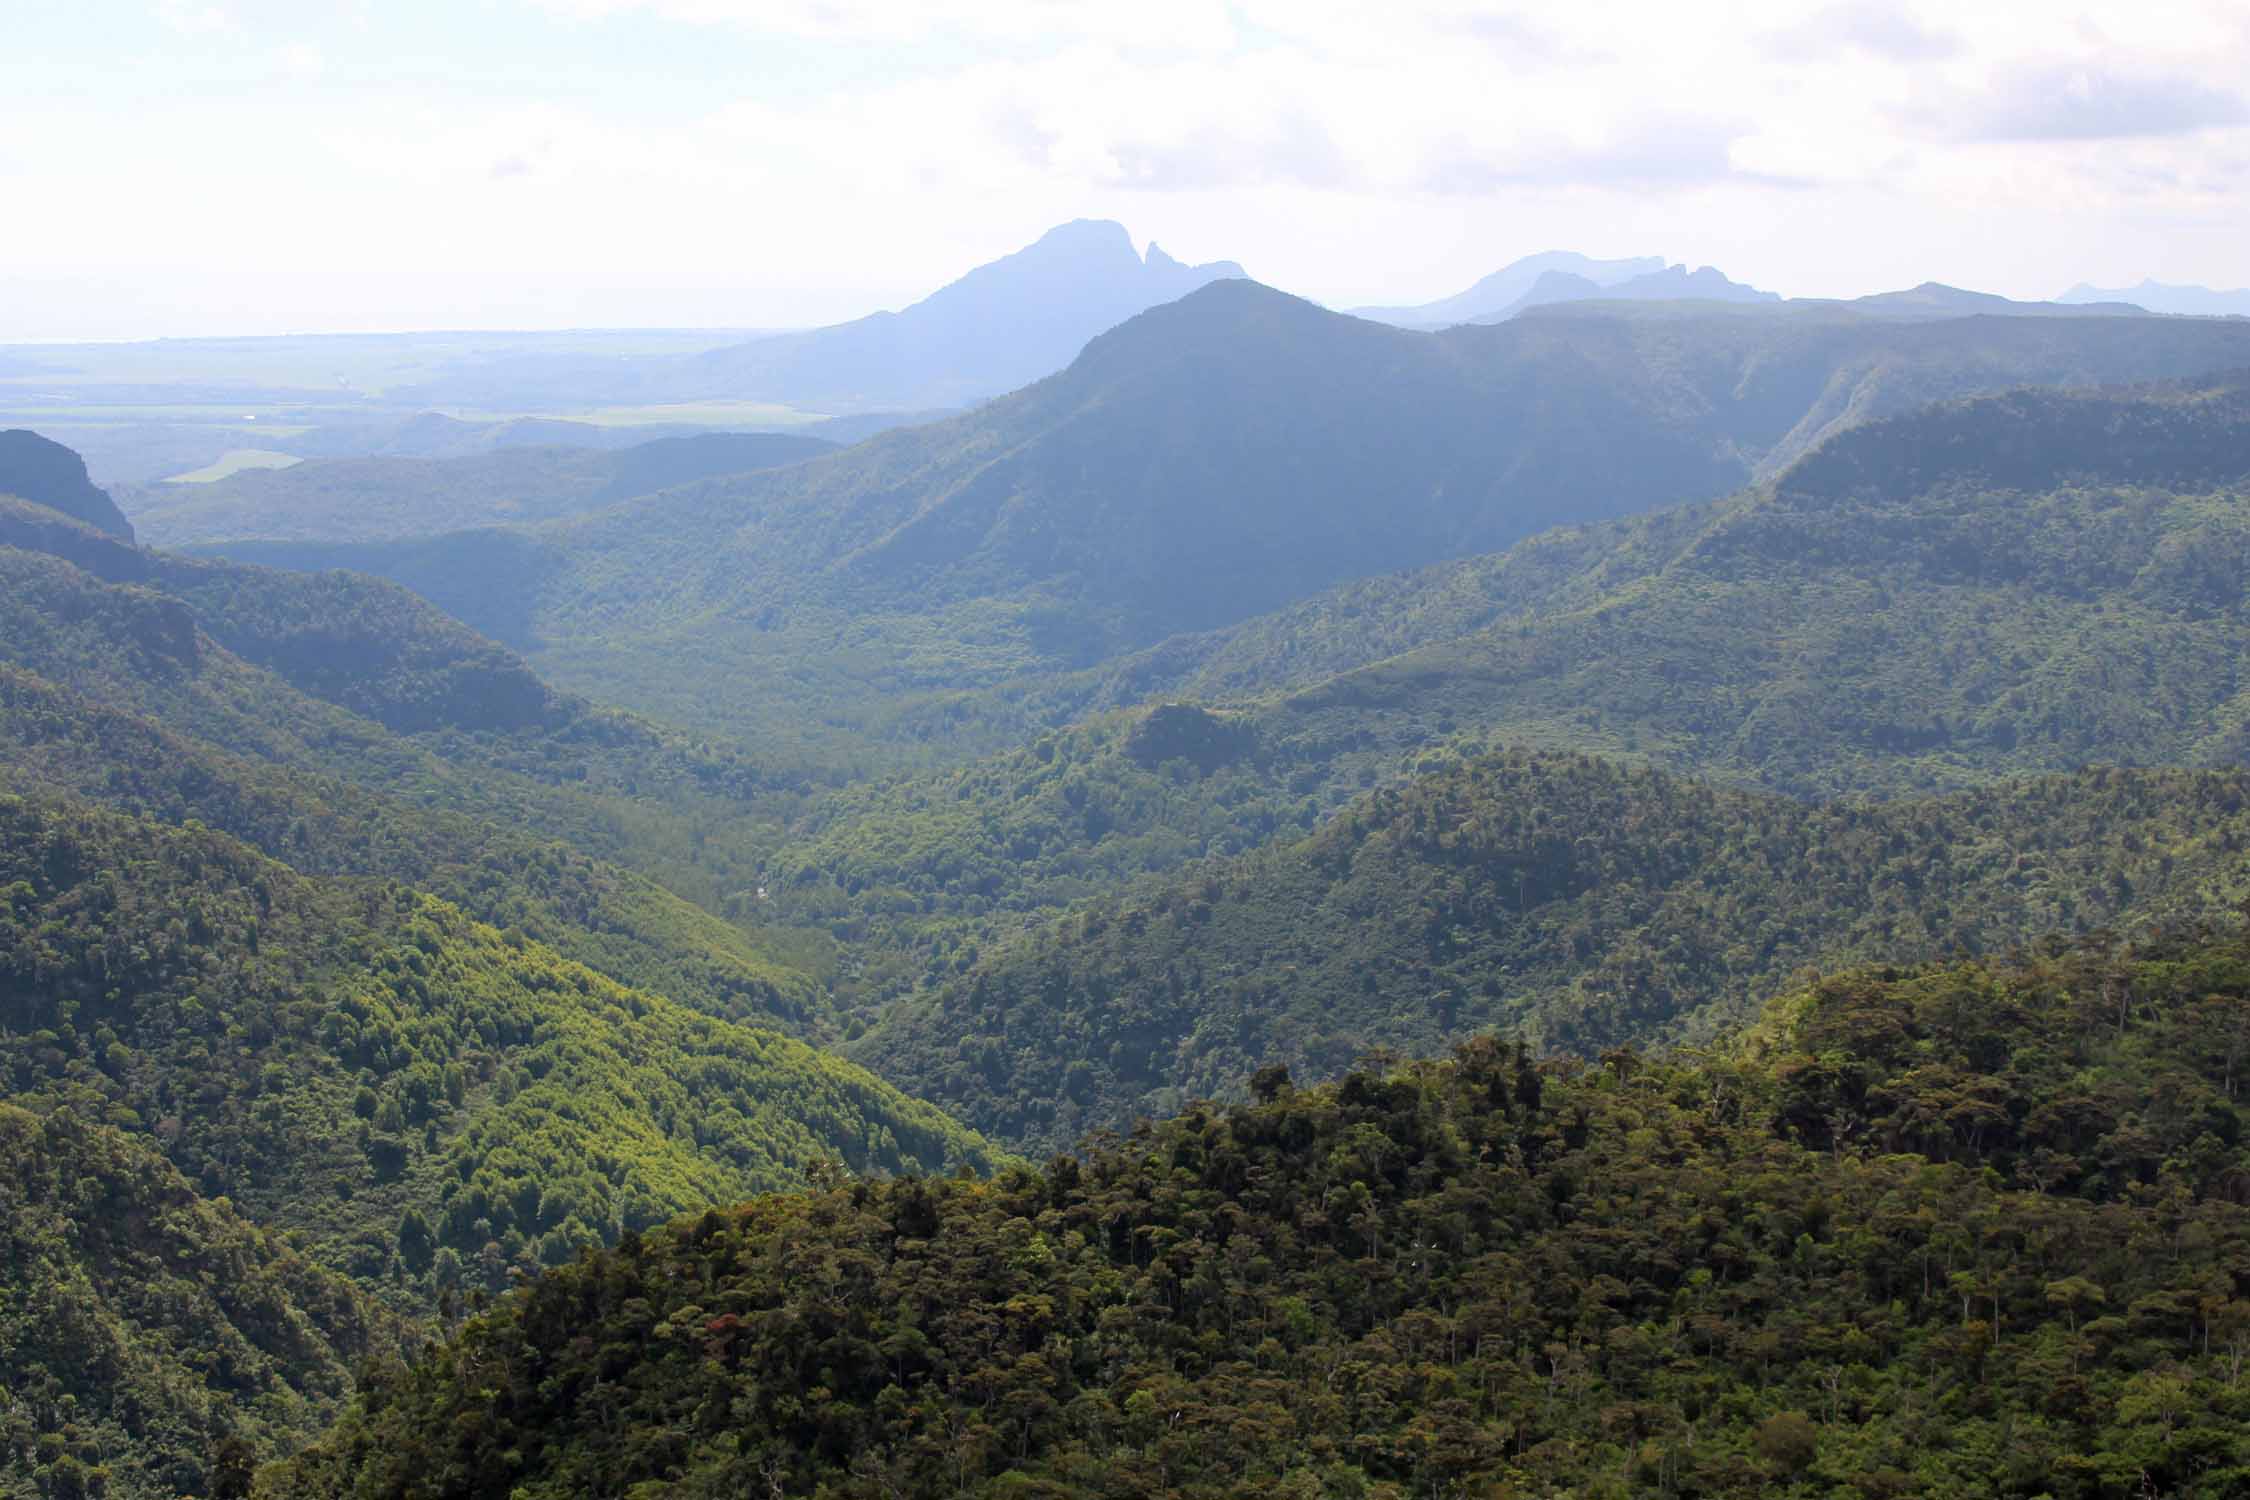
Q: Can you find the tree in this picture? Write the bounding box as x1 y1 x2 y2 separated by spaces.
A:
399 1208 436 1274
1753 1410 1819 1476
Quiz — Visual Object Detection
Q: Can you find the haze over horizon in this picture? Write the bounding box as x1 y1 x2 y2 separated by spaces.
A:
7 0 2250 340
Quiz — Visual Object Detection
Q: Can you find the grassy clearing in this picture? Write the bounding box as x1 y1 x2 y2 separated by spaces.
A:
163 447 304 483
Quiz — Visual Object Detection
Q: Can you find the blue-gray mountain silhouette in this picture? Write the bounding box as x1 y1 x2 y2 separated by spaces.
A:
685 220 1245 409
2059 279 2250 317
1351 251 1665 328
1478 263 1781 322
0 428 135 541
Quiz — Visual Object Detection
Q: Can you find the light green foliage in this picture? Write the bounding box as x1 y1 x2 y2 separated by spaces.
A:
267 932 2250 1498
0 793 1004 1307
0 516 823 1028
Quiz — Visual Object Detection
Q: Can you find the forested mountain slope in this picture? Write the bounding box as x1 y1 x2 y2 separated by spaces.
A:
736 379 2250 1023
122 430 836 548
199 285 2250 754
0 660 816 1029
0 793 1001 1306
1260 376 2250 800
0 1107 408 1500
0 527 823 1028
0 448 866 1001
852 752 2250 1151
269 931 2250 1498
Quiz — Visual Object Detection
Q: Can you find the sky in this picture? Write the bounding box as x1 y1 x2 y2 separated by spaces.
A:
5 0 2248 340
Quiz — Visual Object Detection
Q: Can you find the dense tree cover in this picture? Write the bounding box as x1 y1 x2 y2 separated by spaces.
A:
269 931 2250 1498
955 377 2250 807
745 377 2250 1013
120 431 835 548
192 286 2250 759
0 1104 409 1500
1265 380 2250 801
763 706 1307 1009
0 659 824 1029
0 792 1003 1317
853 753 2250 1152
0 647 820 1042
0 498 794 793
0 525 828 1025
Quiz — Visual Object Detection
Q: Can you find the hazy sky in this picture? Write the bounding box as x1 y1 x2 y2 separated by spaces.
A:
6 0 2248 339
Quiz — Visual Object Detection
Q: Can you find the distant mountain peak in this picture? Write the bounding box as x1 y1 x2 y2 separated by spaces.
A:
678 221 1250 410
1481 262 1780 322
2058 279 2250 317
1145 241 1183 271
1021 217 1138 258
1353 250 1666 328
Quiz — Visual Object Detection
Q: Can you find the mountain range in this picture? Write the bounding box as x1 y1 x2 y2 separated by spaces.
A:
196 279 2250 762
1350 249 1667 326
388 219 1246 413
18 226 2250 1498
2060 278 2250 317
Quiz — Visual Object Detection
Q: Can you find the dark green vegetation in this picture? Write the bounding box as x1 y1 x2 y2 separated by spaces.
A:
202 284 2250 761
0 438 1021 1492
853 753 2250 1152
122 431 835 547
271 932 2250 1498
13 314 2250 1499
1 427 136 539
0 792 998 1299
728 378 2250 1075
0 1105 409 1500
1246 376 2250 801
0 494 830 1027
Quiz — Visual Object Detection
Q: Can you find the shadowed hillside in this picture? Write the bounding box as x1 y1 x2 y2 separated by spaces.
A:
198 288 2250 759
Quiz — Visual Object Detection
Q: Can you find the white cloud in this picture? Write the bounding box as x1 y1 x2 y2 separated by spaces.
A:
1762 1 1960 62
276 41 326 79
154 0 234 34
9 0 2250 337
1941 62 2249 141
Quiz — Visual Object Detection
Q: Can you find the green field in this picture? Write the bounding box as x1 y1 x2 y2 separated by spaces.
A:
163 447 304 482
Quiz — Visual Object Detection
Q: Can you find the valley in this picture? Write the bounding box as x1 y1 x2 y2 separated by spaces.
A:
10 203 2250 1498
